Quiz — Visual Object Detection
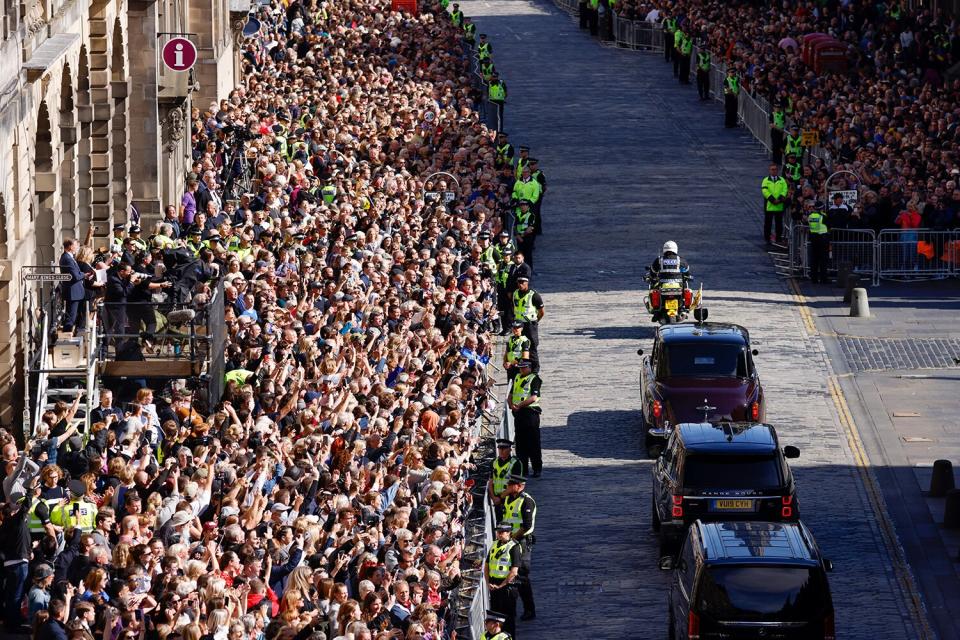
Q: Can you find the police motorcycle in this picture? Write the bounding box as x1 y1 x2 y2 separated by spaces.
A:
643 241 697 324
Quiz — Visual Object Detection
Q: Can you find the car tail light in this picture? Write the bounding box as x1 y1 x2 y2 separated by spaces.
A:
652 400 662 419
751 401 760 421
683 288 693 307
823 612 835 640
671 495 684 518
687 611 700 639
650 290 661 308
782 495 793 518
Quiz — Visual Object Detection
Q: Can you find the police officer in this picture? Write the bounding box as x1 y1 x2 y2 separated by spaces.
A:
503 321 531 381
463 16 476 44
723 67 740 128
488 438 523 509
485 523 521 636
784 124 803 161
782 152 802 184
479 231 498 278
761 164 788 247
512 277 543 350
502 474 537 620
26 480 59 544
770 99 786 165
450 2 464 27
672 24 684 78
513 201 537 266
663 14 676 64
807 201 830 284
128 225 148 253
528 159 546 235
481 610 512 640
478 33 492 62
695 45 711 100
49 479 98 533
495 132 515 169
514 145 530 178
488 73 507 132
677 27 693 84
496 246 515 331
509 361 542 479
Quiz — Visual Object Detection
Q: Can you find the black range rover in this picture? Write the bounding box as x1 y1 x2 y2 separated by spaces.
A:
652 422 800 553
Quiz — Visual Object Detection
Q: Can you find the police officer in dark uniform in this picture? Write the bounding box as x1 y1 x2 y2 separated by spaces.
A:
481 610 512 640
513 200 536 266
496 245 515 332
489 438 523 511
807 201 831 284
723 67 740 128
502 474 537 621
528 158 546 235
512 277 543 351
509 361 542 478
502 322 531 382
485 523 521 637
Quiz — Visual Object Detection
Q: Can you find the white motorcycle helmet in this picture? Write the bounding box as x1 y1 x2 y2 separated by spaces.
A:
662 240 678 255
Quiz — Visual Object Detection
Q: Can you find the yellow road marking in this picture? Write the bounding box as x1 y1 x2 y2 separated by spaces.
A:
787 278 817 335
827 377 934 639
789 277 933 637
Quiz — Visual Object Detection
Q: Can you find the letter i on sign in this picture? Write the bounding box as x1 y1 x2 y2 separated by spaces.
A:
175 43 184 68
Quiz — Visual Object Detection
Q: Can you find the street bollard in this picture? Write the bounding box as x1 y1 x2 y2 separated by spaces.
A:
842 273 860 304
944 489 960 529
849 287 870 317
929 459 955 497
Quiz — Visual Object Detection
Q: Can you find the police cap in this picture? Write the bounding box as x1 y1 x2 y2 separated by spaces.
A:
507 473 527 484
68 478 87 498
479 231 491 239
510 320 524 328
129 225 141 234
499 230 510 237
515 276 529 283
502 246 514 255
519 145 530 152
485 610 507 623
112 223 126 231
517 359 533 369
495 438 514 447
187 226 202 236
528 158 539 164
495 522 513 532
518 199 531 206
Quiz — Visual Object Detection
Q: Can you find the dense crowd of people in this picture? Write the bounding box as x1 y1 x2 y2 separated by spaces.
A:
5 1 534 640
613 0 960 231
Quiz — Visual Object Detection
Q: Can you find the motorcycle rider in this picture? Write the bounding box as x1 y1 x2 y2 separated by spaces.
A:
649 241 690 285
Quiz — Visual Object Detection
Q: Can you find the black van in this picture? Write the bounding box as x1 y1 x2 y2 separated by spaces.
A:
661 520 835 639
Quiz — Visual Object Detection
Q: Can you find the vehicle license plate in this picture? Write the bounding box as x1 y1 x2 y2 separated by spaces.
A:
712 499 755 511
665 299 679 313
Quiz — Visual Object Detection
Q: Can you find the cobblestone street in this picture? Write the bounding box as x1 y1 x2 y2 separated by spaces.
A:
463 0 929 636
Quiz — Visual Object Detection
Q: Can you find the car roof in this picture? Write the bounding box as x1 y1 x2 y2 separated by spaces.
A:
677 422 779 453
696 521 820 566
657 322 750 345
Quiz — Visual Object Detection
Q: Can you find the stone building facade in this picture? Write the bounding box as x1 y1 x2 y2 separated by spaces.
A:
0 0 244 427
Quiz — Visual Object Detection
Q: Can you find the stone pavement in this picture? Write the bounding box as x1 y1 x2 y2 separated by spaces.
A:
461 0 931 637
803 280 960 637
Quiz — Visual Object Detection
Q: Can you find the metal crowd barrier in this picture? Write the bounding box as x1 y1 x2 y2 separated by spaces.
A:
555 0 578 15
787 227 960 285
877 229 959 281
610 14 663 51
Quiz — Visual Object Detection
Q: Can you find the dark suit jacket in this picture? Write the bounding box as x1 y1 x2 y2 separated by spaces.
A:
507 261 533 293
59 252 86 301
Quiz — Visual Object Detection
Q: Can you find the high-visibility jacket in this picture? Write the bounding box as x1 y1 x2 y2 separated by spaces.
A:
503 492 536 535
513 290 538 322
808 211 828 235
487 540 517 579
697 51 711 71
492 455 520 495
478 41 491 60
505 334 530 364
784 161 802 182
772 110 785 130
761 176 787 212
785 133 803 157
480 633 510 640
321 185 336 203
514 207 534 236
512 178 541 203
451 9 463 26
28 498 60 535
49 499 97 533
679 34 693 56
510 373 540 411
724 75 740 95
488 83 506 102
